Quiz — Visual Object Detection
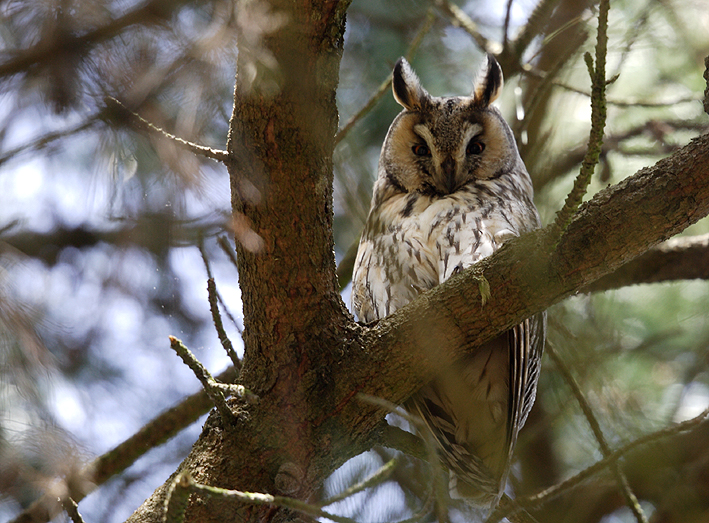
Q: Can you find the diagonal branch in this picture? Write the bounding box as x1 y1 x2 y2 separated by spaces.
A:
60 497 86 523
582 233 709 292
432 0 491 53
335 9 435 145
547 342 647 522
167 473 359 523
491 404 709 521
206 278 242 371
511 0 562 59
106 97 230 163
318 457 398 507
0 116 100 167
704 55 709 115
168 336 257 422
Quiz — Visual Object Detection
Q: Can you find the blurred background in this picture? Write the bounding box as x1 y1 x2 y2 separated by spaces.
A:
1 0 708 522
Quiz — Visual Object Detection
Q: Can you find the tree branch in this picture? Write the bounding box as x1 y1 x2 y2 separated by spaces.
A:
511 0 561 60
432 0 491 53
106 97 230 163
60 497 86 523
169 336 237 422
169 474 359 523
0 217 228 265
494 404 709 521
546 342 647 523
522 66 702 108
206 278 242 371
704 55 709 115
0 116 100 167
583 233 709 292
532 119 709 191
318 457 398 507
335 9 435 145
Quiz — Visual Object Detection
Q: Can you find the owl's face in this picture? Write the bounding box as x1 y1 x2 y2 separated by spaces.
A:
380 56 523 197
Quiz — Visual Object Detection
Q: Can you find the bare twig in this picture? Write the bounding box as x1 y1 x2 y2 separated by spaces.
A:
60 497 85 523
547 342 648 523
433 0 490 52
335 9 435 145
378 423 428 461
522 66 701 107
491 404 709 521
106 97 229 163
217 235 240 269
215 285 243 334
491 495 541 523
169 473 359 523
319 457 399 507
503 0 514 51
205 236 244 335
198 237 215 280
168 336 235 422
550 0 610 237
196 236 241 370
357 393 452 521
0 116 100 167
207 278 241 371
0 0 187 79
10 365 237 523
164 473 192 523
582 234 709 292
704 55 709 116
404 9 436 64
511 0 561 59
533 119 708 190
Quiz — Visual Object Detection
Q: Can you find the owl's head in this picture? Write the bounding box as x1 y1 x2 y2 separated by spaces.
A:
379 55 525 197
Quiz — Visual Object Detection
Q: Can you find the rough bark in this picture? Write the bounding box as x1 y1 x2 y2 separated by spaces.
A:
124 2 709 520
128 0 360 521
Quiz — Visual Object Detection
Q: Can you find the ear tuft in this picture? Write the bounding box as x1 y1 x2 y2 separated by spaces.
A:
472 54 504 107
392 58 429 111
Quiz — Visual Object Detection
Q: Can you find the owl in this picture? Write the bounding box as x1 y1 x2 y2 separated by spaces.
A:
351 55 545 508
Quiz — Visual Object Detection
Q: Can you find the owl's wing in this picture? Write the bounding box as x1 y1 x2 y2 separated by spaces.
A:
420 215 544 502
505 311 546 465
405 388 503 504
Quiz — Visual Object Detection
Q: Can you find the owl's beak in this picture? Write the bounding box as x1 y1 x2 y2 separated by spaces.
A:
441 157 457 194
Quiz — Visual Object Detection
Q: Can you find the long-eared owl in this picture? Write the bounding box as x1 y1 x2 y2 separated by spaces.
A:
351 55 546 507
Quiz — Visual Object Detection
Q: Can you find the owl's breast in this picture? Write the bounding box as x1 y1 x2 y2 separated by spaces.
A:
418 195 518 283
352 189 521 322
352 193 439 322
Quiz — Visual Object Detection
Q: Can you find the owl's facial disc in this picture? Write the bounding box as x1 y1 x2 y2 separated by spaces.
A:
411 120 485 195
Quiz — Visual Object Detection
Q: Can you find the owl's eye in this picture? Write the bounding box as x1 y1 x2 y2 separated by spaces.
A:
412 144 431 157
466 140 485 155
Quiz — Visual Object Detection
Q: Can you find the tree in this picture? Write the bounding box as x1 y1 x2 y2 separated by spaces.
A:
2 0 709 522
